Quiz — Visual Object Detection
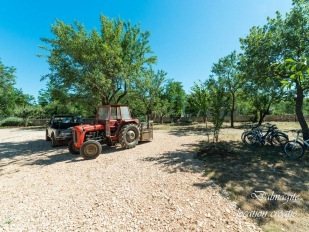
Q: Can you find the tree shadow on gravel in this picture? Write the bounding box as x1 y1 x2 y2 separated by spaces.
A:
193 140 309 231
168 126 214 137
141 142 205 173
141 137 309 230
0 138 153 171
0 139 55 159
0 139 80 170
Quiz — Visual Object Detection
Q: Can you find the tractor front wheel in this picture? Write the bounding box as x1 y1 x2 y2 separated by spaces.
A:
119 123 140 149
68 140 80 155
80 140 102 160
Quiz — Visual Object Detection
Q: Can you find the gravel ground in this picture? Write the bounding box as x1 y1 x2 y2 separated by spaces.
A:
0 128 261 231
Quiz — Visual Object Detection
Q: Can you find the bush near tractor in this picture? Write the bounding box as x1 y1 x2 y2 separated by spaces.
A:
69 105 153 160
45 115 83 147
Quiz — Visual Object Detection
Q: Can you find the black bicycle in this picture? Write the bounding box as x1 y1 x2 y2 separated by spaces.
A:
242 123 289 149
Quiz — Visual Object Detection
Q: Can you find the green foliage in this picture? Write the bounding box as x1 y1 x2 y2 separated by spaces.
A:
271 100 295 115
0 117 33 127
13 105 40 127
206 78 229 142
211 51 243 127
186 80 210 123
39 15 157 106
0 59 17 116
264 0 309 138
164 80 186 117
125 96 147 117
131 68 167 121
238 2 309 124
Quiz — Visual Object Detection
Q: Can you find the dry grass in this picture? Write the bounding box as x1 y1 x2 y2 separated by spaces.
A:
159 121 309 232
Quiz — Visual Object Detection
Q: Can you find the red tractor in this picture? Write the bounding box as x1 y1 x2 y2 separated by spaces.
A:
69 105 153 160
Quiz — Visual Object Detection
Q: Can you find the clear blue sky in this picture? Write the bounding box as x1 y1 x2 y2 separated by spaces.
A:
0 0 293 101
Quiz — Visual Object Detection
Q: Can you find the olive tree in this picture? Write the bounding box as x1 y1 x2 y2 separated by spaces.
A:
39 15 157 106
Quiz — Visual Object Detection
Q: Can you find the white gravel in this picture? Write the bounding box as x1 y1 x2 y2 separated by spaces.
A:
0 128 261 231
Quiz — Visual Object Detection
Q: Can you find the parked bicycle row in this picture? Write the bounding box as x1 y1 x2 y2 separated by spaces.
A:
241 123 289 149
241 123 307 159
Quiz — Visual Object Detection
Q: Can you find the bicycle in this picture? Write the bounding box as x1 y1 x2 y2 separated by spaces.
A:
241 123 262 143
284 130 308 159
243 123 289 149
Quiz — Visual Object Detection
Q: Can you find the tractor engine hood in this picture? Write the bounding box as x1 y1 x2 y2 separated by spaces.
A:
73 124 105 132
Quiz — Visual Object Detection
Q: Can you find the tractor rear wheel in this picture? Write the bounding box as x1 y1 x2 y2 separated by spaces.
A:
80 140 102 160
68 140 79 155
119 123 140 149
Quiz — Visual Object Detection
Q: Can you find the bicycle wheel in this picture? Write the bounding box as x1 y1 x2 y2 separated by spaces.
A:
284 141 304 159
271 133 289 149
241 131 248 143
243 131 260 148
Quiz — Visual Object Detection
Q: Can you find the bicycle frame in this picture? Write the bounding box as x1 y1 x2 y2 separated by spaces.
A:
259 125 277 144
292 131 309 148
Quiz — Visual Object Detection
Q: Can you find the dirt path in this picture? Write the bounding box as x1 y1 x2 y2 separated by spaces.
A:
0 128 260 231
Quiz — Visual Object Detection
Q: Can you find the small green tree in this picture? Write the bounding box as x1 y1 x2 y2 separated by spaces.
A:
131 68 167 122
206 78 229 143
211 51 243 127
186 80 210 126
154 99 170 124
0 59 17 116
14 105 40 127
164 80 186 121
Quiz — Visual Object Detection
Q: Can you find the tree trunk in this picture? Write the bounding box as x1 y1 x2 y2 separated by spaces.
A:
258 111 263 125
252 111 258 123
101 96 107 105
230 92 235 128
202 116 208 129
295 81 309 140
258 103 271 125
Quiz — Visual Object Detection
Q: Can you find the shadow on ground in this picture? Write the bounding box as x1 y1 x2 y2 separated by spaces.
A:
142 137 309 229
196 140 309 229
0 138 134 169
141 142 205 173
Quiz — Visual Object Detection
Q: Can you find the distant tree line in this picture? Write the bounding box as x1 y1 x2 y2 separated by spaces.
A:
2 0 309 138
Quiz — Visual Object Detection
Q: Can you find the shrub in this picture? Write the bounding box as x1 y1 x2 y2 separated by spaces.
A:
185 118 193 124
0 117 33 127
138 115 147 122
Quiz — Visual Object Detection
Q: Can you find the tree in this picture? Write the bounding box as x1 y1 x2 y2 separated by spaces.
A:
239 1 302 125
164 80 186 121
152 98 170 124
38 82 98 117
269 0 309 139
206 78 229 143
271 100 295 115
131 68 167 122
242 79 286 124
186 80 210 125
13 105 40 127
211 51 243 127
39 15 157 107
0 59 17 116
